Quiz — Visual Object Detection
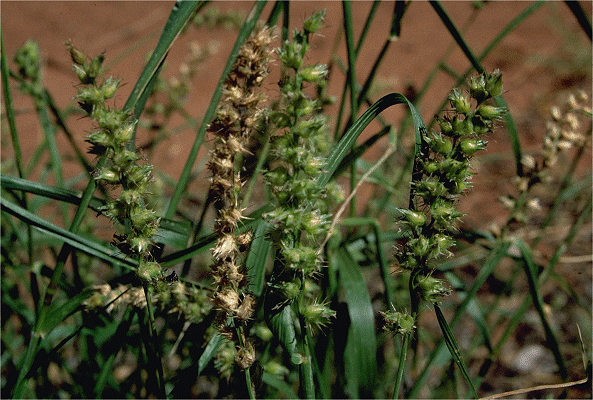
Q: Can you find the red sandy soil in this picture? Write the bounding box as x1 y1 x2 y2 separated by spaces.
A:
2 1 591 225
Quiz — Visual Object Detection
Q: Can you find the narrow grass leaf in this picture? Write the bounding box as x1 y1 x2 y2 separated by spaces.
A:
45 91 95 173
333 126 391 178
534 174 592 246
1 174 193 247
2 285 35 328
38 288 94 336
372 224 392 307
31 90 69 225
355 0 381 55
12 143 103 399
340 217 393 306
434 303 477 398
246 219 272 297
155 223 192 249
446 272 493 352
0 197 136 270
159 232 217 266
1 31 25 179
280 0 289 42
262 372 299 399
265 0 284 27
300 331 315 399
393 332 411 399
12 335 40 398
564 0 593 40
356 1 408 108
36 96 65 190
489 198 591 383
318 92 425 188
95 353 117 397
429 1 484 74
343 0 358 122
123 0 202 118
516 238 568 380
198 333 223 375
390 0 408 38
494 95 523 176
1 174 104 211
337 246 377 398
266 303 301 365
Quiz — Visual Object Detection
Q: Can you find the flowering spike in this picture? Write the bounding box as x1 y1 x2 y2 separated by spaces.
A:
391 70 506 331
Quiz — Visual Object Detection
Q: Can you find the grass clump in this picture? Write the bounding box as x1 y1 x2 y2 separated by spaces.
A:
2 2 590 399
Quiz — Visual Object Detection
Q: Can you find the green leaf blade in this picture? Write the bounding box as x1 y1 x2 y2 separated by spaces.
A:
318 92 426 189
337 246 377 398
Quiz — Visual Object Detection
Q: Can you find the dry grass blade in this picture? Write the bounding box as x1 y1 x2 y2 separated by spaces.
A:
479 377 589 400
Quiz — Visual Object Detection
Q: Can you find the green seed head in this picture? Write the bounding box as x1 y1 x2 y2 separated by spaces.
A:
303 9 326 34
87 53 105 81
459 137 487 156
95 108 129 132
416 179 447 198
113 149 140 168
137 260 162 282
301 210 328 236
301 301 335 329
437 116 453 136
125 164 153 190
395 253 419 270
283 244 318 270
118 189 141 207
410 236 431 258
417 276 451 303
300 64 328 84
94 167 120 184
448 89 471 115
450 177 472 195
114 120 136 143
470 74 488 104
303 156 325 176
430 199 458 221
277 40 305 70
421 160 440 175
471 115 493 135
128 236 151 254
381 310 415 335
72 64 89 85
272 280 300 300
130 208 158 232
476 104 507 120
14 40 41 82
431 233 456 258
439 158 467 179
264 360 290 376
100 77 121 100
66 41 87 65
451 115 474 137
398 208 427 227
426 131 453 155
485 69 503 98
265 167 289 187
87 130 113 149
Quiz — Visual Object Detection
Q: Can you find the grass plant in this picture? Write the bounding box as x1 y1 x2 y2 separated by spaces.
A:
1 1 591 398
